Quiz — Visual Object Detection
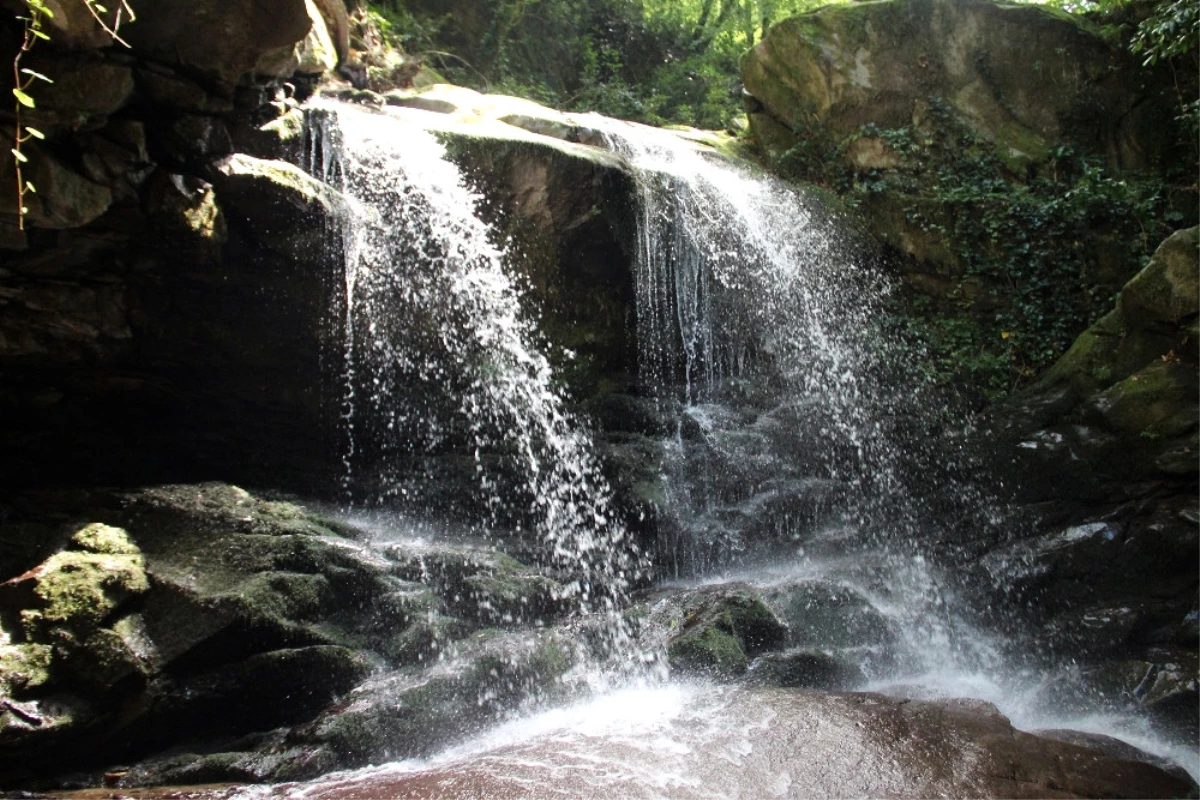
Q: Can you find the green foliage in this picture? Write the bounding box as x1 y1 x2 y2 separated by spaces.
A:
370 0 844 129
1130 0 1198 64
779 98 1183 402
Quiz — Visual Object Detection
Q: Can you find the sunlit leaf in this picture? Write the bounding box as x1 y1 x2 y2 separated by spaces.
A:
12 89 35 108
20 68 54 83
11 148 28 163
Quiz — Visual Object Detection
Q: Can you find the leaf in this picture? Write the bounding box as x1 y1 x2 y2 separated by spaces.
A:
24 181 35 193
1000 331 1010 340
32 30 50 40
20 68 53 84
24 126 44 140
11 148 28 163
12 89 36 108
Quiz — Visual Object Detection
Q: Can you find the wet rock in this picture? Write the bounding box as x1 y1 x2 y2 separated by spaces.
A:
209 153 347 265
649 586 788 679
748 648 867 690
279 629 577 777
1034 729 1197 789
764 580 899 651
262 687 1196 800
384 544 571 628
1062 649 1200 741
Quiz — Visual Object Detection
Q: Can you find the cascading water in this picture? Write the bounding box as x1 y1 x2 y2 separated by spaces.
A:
578 116 1197 780
303 101 646 667
279 96 1194 790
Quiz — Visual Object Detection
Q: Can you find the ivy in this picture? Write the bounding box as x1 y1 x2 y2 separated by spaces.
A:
777 102 1182 402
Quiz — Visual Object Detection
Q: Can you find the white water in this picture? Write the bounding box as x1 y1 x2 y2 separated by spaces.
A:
299 100 1195 787
308 101 646 665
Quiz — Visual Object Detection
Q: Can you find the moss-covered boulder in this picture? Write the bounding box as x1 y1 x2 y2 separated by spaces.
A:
0 483 610 787
648 587 788 679
742 0 1176 173
741 0 1195 400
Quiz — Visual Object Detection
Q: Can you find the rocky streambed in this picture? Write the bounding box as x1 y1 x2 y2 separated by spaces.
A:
0 483 1194 797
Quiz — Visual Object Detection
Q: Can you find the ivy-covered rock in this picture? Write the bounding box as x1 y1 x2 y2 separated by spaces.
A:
741 0 1195 401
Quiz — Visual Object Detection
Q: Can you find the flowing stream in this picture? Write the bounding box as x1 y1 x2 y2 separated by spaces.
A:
289 98 1196 792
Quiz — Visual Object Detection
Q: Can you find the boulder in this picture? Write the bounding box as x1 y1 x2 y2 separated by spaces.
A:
124 0 315 86
254 687 1196 799
741 0 1176 173
645 586 788 679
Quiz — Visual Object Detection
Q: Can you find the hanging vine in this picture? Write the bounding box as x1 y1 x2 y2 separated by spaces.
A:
10 0 134 230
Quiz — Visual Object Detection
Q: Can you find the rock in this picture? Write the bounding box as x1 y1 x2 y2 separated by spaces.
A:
2 147 114 229
1 525 148 643
1044 230 1200 451
124 0 315 86
649 587 788 679
296 0 341 76
1109 654 1200 738
764 580 899 651
741 0 1177 174
748 648 867 690
280 629 577 776
22 53 135 130
1120 227 1200 327
384 543 570 628
260 687 1196 799
209 153 347 263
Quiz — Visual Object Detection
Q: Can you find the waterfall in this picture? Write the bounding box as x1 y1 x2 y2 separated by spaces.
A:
287 99 1192 784
303 101 646 665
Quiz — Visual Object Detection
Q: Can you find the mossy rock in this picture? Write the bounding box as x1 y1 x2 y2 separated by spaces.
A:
1089 359 1198 437
747 648 867 690
742 0 1177 175
1120 227 1200 327
290 629 577 769
16 549 148 642
668 624 748 679
659 589 788 679
0 642 52 694
387 546 570 627
764 581 898 651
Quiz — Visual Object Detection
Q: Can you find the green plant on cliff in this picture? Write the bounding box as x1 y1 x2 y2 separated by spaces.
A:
9 0 133 230
784 102 1182 401
10 0 53 231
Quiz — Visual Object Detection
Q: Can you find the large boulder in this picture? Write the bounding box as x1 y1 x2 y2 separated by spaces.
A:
742 0 1176 173
124 0 316 86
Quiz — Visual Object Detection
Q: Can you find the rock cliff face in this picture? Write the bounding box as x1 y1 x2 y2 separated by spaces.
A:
739 0 1197 750
0 6 638 496
739 0 1196 397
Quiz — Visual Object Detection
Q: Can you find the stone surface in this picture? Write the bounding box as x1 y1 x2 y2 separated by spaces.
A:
124 0 315 85
158 687 1192 800
741 0 1177 173
0 483 583 784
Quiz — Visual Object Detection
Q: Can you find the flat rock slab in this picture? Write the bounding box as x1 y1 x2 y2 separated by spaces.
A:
44 685 1190 799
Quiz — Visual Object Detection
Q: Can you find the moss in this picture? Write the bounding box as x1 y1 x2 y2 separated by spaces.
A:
668 624 748 678
236 572 334 623
21 550 148 640
69 523 138 556
0 642 53 692
1094 359 1198 435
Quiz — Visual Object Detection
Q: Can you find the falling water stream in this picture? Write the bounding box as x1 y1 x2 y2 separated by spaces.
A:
282 98 1196 794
